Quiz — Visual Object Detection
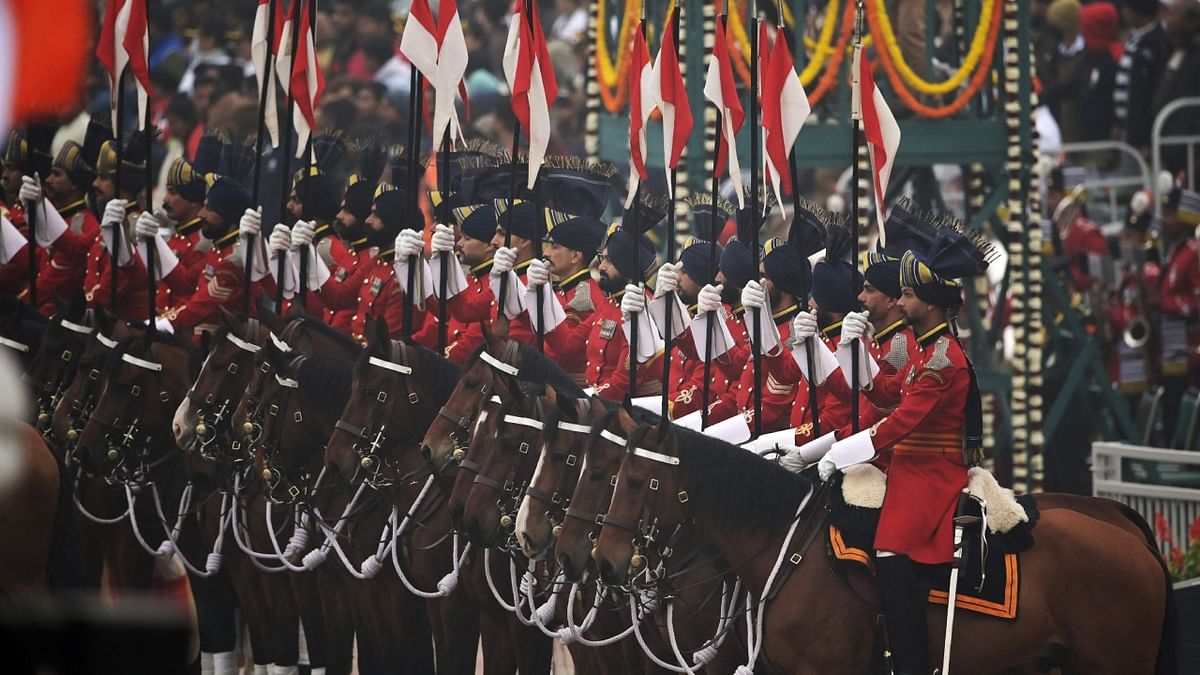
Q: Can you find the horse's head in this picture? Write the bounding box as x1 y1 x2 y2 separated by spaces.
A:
325 316 458 485
554 399 641 583
173 308 268 456
462 382 548 548
50 310 137 450
447 376 511 533
517 395 605 560
25 297 94 431
75 329 192 482
419 331 511 468
593 409 680 586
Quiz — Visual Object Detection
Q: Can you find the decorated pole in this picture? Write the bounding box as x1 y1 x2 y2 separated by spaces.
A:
659 5 685 421
111 67 125 303
401 76 424 338
249 0 278 313
438 128 451 351
749 5 762 438
275 0 301 310
701 101 721 429
849 0 865 432
627 9 648 403
296 0 320 310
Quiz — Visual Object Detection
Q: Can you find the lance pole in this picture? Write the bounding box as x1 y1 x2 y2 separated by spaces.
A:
276 0 301 311
438 127 451 351
700 67 723 430
660 6 681 422
749 5 762 438
849 0 865 432
250 0 279 314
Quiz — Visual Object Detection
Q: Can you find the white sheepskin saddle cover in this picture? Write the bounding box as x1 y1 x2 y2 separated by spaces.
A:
841 464 1029 534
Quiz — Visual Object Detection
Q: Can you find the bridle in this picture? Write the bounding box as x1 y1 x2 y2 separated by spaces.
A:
524 402 594 538
62 330 123 451
561 426 631 537
434 344 521 463
470 397 546 540
27 315 95 435
247 351 313 505
184 318 263 462
86 342 182 487
332 339 438 488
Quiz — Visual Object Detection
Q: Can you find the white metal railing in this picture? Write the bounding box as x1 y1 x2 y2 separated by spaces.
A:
1044 141 1151 232
1152 96 1200 215
1092 441 1200 556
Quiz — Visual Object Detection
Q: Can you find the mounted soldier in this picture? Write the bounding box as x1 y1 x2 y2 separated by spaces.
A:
1 127 57 306
802 223 994 675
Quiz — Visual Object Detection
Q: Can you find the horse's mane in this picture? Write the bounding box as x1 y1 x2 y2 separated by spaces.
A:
294 315 361 355
295 351 356 409
404 341 462 405
466 340 587 399
585 405 657 459
669 425 811 535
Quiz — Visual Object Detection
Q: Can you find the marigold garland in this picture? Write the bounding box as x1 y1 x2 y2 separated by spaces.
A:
871 0 995 95
866 0 1002 118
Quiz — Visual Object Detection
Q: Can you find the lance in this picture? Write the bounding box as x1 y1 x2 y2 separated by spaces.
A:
142 0 156 324
402 73 424 339
111 67 125 304
24 130 39 310
499 0 534 322
777 0 820 437
626 11 648 406
275 0 301 311
659 6 682 422
700 36 723 430
250 0 279 314
849 0 865 432
749 7 762 438
438 127 451 351
295 0 319 310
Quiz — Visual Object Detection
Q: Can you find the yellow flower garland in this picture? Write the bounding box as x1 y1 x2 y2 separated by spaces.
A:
595 0 641 89
872 0 994 95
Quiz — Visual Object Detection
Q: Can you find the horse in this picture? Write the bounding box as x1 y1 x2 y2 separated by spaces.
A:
23 294 96 435
232 321 365 675
0 420 64 595
592 409 1177 675
323 315 480 675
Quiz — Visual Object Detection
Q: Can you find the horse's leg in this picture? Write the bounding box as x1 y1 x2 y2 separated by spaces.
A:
178 523 239 665
314 565 354 675
429 587 482 675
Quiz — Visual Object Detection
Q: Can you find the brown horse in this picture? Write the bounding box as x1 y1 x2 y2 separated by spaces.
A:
593 409 1176 675
231 323 364 675
23 295 96 436
0 423 63 595
324 316 480 674
0 295 45 368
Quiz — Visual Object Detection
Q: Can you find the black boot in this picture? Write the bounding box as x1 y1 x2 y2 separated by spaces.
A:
876 554 930 675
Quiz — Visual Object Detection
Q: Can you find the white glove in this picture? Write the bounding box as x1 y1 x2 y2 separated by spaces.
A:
620 283 647 316
841 310 872 343
526 257 551 289
741 279 767 311
654 262 680 299
697 284 723 314
792 310 818 342
394 229 424 259
269 225 292 255
19 175 41 204
492 246 517 276
818 454 838 482
102 199 127 228
135 212 161 239
431 223 456 254
290 220 315 248
239 208 263 238
154 317 174 335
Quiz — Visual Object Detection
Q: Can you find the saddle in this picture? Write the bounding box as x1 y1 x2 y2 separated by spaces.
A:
826 465 1040 620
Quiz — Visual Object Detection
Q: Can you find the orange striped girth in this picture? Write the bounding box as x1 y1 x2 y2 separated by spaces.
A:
893 431 964 456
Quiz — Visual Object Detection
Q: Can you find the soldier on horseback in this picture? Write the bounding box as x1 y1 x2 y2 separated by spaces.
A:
800 222 993 675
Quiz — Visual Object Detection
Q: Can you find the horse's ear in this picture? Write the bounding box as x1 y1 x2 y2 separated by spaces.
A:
257 297 284 332
615 406 639 435
492 314 510 341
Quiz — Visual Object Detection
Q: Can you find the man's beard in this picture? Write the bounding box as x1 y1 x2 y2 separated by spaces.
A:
720 284 740 305
334 219 367 243
201 218 229 241
597 271 628 294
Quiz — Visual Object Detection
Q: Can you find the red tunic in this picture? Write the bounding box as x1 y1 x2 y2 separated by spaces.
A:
160 231 271 338
28 199 94 314
444 260 496 363
540 269 599 383
668 305 750 419
1160 238 1200 377
316 250 433 345
583 287 663 401
788 325 852 445
72 213 150 322
0 211 47 302
155 217 205 314
849 323 970 564
706 304 803 433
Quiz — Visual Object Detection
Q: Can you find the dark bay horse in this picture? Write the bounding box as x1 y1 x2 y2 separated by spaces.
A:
23 295 97 435
323 316 478 674
232 323 365 675
593 409 1176 675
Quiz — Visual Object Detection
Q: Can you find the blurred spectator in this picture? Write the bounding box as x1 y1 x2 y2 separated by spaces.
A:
1153 0 1200 176
1077 2 1122 142
355 82 387 127
1114 0 1169 154
1042 0 1085 143
550 0 588 44
178 16 235 95
365 35 410 95
329 0 364 79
